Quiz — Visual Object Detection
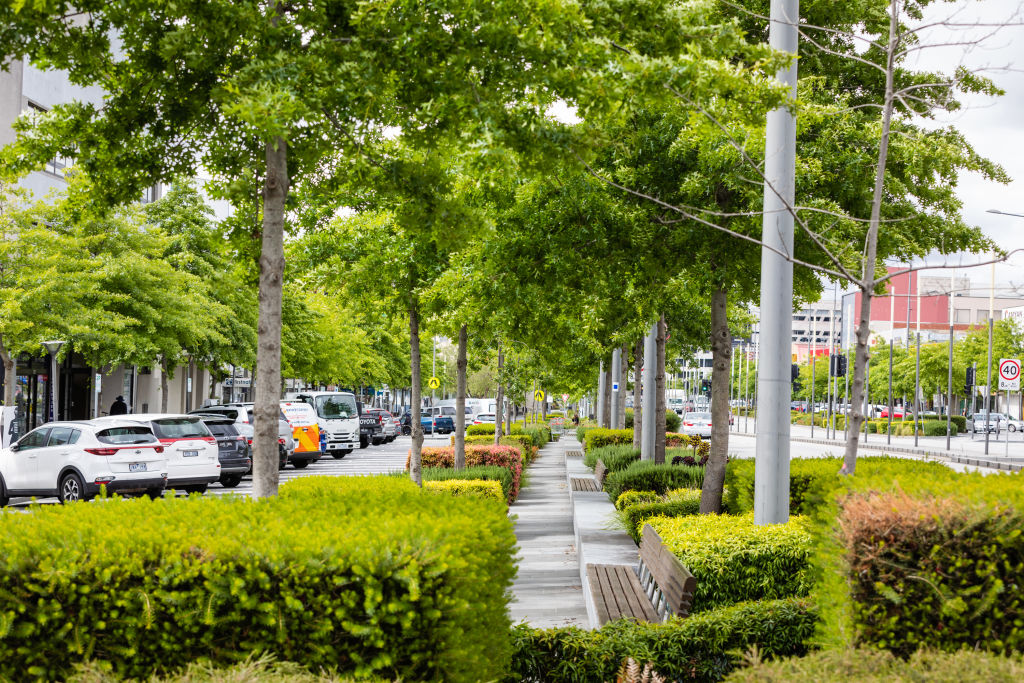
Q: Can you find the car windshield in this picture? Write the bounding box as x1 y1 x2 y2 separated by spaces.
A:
311 395 357 419
97 426 158 445
685 413 712 421
151 418 210 439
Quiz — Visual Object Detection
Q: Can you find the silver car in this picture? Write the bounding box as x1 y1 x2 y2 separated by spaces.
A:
966 413 1001 434
682 412 713 438
191 405 295 462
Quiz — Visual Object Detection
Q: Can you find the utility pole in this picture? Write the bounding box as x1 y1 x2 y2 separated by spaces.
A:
985 255 995 454
888 279 895 445
810 308 816 438
914 282 922 448
947 274 954 451
641 321 658 460
754 0 799 525
610 347 621 429
597 361 606 427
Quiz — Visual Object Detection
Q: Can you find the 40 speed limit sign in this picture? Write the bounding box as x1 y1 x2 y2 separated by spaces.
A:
999 358 1021 391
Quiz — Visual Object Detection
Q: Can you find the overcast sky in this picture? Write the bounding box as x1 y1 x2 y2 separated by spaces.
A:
902 0 1024 294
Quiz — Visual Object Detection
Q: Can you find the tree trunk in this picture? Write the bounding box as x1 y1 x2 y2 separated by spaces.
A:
655 315 667 464
494 344 504 444
618 343 628 428
632 338 643 449
507 401 514 435
0 334 16 407
160 358 170 413
701 287 731 513
844 3 898 475
409 302 424 486
252 136 288 499
602 361 613 428
455 324 467 469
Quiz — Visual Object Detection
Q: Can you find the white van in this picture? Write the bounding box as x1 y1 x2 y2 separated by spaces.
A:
292 392 360 458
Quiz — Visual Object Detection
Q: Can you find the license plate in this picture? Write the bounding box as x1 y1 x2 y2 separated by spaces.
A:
129 462 147 472
182 450 199 458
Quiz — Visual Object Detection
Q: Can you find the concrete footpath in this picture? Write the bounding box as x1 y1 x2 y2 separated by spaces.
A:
508 436 589 628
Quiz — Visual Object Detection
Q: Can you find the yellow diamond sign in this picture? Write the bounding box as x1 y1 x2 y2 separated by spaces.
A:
428 376 440 389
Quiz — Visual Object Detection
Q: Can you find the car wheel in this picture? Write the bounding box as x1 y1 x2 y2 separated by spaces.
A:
292 459 310 469
59 472 87 504
0 476 8 507
219 474 244 488
372 437 384 446
402 426 411 435
1010 424 1017 433
332 451 346 459
360 437 369 449
145 487 164 499
183 484 208 495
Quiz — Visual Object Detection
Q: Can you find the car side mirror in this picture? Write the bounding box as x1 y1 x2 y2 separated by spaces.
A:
10 442 19 452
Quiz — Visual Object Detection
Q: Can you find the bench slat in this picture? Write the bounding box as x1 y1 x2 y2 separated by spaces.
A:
587 564 659 625
640 524 697 617
593 459 608 488
570 477 600 492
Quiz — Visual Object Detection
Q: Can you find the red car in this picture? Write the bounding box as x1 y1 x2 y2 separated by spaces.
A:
878 407 905 419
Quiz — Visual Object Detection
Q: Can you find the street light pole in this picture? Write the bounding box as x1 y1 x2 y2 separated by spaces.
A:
985 255 995 454
946 275 954 451
41 340 65 423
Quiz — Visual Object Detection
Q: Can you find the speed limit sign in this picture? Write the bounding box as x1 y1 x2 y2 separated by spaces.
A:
999 358 1021 391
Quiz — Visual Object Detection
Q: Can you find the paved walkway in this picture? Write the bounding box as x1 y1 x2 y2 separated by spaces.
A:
508 436 588 628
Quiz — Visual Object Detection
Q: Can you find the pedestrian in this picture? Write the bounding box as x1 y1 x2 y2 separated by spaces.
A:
572 412 580 426
110 395 128 415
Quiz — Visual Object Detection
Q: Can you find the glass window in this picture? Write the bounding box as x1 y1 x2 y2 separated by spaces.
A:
17 428 50 451
204 422 237 437
954 309 970 323
47 426 79 446
150 418 210 439
97 426 158 445
310 395 357 419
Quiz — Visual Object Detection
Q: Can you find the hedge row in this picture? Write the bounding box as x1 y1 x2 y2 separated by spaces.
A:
724 647 1024 682
582 428 633 452
506 598 817 682
617 488 703 542
0 476 517 682
582 444 639 471
647 513 813 613
413 445 523 503
423 479 505 503
466 424 524 436
458 434 538 464
420 465 514 503
622 409 681 432
604 461 704 500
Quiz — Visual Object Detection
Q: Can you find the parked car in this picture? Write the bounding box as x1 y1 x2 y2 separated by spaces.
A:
291 392 360 457
682 412 713 438
365 408 397 442
878 406 906 419
966 412 1002 434
0 420 168 505
472 412 496 425
94 414 220 494
196 415 251 488
421 414 455 435
358 404 384 449
191 404 295 468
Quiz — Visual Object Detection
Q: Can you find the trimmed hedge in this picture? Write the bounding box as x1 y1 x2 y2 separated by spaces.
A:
424 478 505 503
459 434 536 463
0 476 517 682
723 456 956 517
414 445 523 503
583 444 640 471
614 490 660 511
724 647 1024 682
582 428 634 453
664 410 681 433
838 487 1024 656
72 655 377 682
604 461 704 500
466 424 524 436
619 489 702 542
506 598 817 682
421 465 514 504
647 513 813 612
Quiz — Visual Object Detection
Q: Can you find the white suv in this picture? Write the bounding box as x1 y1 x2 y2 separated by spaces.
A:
0 420 168 505
94 414 220 494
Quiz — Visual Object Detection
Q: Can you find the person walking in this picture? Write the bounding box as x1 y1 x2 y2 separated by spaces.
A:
110 395 128 415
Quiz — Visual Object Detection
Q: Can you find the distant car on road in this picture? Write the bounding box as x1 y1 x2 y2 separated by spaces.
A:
967 413 1002 434
878 406 905 419
682 412 712 439
0 420 168 505
365 408 397 443
472 412 496 425
196 415 251 488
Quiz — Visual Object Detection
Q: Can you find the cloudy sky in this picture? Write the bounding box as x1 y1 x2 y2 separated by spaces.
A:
902 0 1024 294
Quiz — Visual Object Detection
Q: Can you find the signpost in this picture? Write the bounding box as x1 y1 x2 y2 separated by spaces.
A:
428 376 440 390
534 389 545 402
998 359 1020 458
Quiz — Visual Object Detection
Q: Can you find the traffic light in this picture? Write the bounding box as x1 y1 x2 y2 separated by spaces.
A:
965 366 975 394
829 355 847 377
791 364 800 382
701 378 712 395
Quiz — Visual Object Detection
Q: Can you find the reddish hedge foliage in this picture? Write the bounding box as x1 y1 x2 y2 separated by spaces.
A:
409 445 523 503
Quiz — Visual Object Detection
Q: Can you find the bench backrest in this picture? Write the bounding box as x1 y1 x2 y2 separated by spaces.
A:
638 524 697 619
594 459 608 487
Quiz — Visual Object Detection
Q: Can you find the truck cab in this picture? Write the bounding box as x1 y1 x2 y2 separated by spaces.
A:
294 392 360 459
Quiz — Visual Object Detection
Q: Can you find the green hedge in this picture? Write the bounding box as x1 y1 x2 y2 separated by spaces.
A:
506 598 817 682
466 424 525 436
583 428 634 453
583 444 639 471
619 489 702 542
723 456 956 517
417 445 523 503
424 478 505 503
647 513 812 612
421 465 514 504
458 434 536 464
665 410 681 433
724 647 1024 682
0 476 517 682
922 419 957 436
72 655 377 682
614 490 660 510
604 461 704 500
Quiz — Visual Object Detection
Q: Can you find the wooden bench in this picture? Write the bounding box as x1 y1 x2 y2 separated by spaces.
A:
587 524 696 625
565 450 583 458
570 458 608 492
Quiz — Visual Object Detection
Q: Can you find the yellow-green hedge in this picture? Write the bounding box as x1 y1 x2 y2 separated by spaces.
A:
0 476 517 682
423 479 505 504
646 513 813 612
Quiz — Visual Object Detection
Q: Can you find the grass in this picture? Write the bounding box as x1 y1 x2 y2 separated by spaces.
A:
69 654 383 682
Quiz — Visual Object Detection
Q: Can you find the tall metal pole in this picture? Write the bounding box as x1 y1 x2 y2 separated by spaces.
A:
810 309 816 438
914 281 922 447
946 275 954 450
887 337 894 445
985 256 995 454
641 322 658 460
904 266 911 420
432 337 437 404
596 361 606 427
610 347 621 429
888 279 895 444
753 325 761 434
754 0 798 524
827 283 838 438
744 343 751 433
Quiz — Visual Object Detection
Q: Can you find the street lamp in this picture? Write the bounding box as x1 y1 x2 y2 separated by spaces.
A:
987 209 1024 219
41 340 65 423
